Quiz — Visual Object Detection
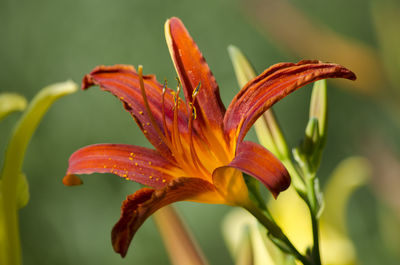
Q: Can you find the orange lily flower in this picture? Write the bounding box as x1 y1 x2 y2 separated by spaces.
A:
63 17 356 257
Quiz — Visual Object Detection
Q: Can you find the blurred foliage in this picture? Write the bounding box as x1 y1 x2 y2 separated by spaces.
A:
0 94 27 122
0 81 77 265
0 0 399 264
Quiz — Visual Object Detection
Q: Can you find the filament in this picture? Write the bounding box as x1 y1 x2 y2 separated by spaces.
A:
138 65 172 150
187 83 209 175
161 80 171 143
170 82 189 164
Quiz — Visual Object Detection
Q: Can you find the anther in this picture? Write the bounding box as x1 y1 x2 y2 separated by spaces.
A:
162 79 168 93
192 82 201 98
189 102 197 120
175 77 181 86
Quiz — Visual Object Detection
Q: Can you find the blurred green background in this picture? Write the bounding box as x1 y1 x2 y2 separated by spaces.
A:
1 0 399 264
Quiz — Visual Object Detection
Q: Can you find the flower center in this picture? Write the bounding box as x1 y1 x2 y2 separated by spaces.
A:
138 66 217 181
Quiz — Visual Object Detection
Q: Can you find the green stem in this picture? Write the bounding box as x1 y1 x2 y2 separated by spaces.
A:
305 176 322 265
282 159 307 199
243 202 311 265
310 211 321 265
0 202 20 265
0 122 26 265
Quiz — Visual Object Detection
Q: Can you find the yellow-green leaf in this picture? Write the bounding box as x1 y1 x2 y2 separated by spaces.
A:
0 80 77 265
16 173 29 209
0 93 27 122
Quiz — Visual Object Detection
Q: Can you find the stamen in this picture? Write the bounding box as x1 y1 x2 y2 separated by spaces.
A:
187 82 209 174
161 80 171 142
170 82 188 163
189 102 197 120
192 81 201 98
171 78 181 111
190 82 201 120
138 66 172 150
176 77 182 89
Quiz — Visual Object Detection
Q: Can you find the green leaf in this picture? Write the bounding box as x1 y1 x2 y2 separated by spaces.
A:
0 93 27 122
16 173 29 209
228 45 257 88
0 80 78 265
1 80 78 181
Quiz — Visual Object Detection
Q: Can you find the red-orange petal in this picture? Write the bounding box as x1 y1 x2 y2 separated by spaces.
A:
111 177 217 257
82 64 189 161
62 174 83 186
165 17 226 131
65 144 185 189
228 141 290 198
224 60 356 143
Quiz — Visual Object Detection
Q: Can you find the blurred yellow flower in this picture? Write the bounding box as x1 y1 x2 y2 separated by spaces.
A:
224 157 370 265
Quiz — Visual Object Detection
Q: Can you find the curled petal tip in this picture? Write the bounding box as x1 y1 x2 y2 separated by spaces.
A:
82 74 94 90
328 62 357 81
296 60 357 81
82 64 137 90
63 174 83 186
271 181 290 200
166 16 181 25
269 169 290 200
344 68 357 81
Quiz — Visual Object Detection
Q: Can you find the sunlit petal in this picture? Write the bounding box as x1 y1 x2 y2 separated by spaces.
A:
165 17 226 131
217 141 290 199
111 177 220 257
64 144 184 189
82 64 189 160
212 166 249 206
224 60 356 143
